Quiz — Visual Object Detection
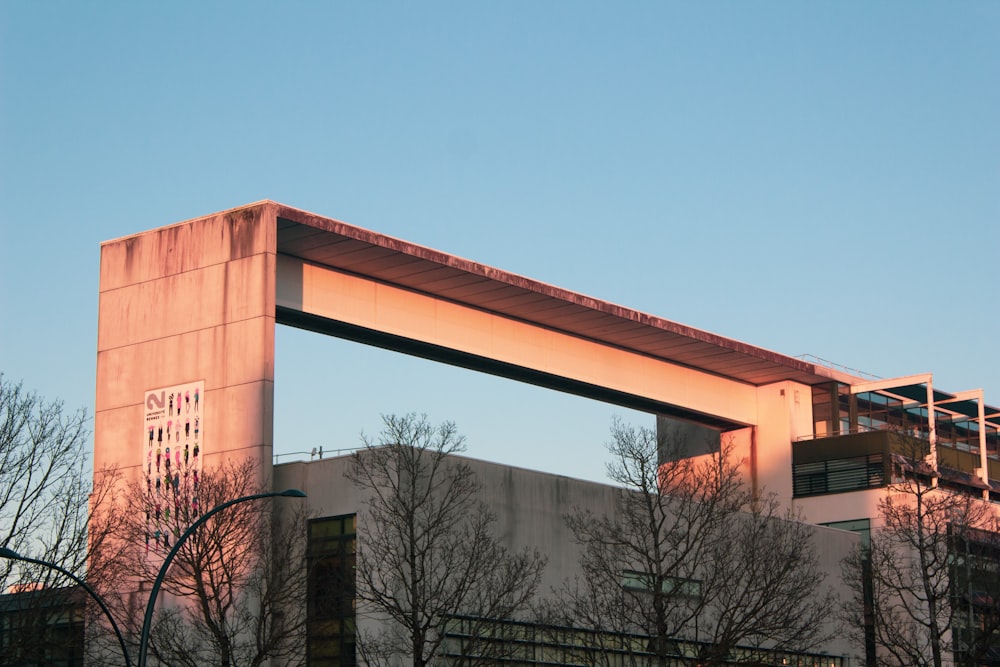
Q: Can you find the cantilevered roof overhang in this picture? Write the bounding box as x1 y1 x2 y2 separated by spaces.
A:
272 202 850 390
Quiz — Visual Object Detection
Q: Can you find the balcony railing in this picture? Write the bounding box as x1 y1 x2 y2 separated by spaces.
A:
792 431 928 498
793 454 885 497
794 430 999 498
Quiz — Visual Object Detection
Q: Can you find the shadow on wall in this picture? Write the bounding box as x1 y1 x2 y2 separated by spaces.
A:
656 416 721 462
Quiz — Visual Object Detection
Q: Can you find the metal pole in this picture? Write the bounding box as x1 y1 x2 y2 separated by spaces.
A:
136 488 306 667
0 546 133 667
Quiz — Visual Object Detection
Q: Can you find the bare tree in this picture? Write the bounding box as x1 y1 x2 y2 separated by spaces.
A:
949 521 1000 667
556 418 832 667
698 492 833 664
842 453 1000 667
0 374 103 664
347 413 547 667
0 374 91 585
92 457 309 667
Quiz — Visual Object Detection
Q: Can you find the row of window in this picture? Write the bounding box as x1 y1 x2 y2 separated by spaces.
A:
304 515 842 667
0 596 84 667
622 570 702 598
812 383 1000 458
442 615 846 667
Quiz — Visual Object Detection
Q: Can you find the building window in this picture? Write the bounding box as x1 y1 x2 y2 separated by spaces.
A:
949 525 1000 666
442 616 846 667
622 570 702 599
793 455 886 497
308 514 356 667
0 590 84 667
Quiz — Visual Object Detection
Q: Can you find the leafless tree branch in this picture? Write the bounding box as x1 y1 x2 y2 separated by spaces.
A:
348 413 547 667
842 438 1000 667
90 457 309 667
558 418 833 667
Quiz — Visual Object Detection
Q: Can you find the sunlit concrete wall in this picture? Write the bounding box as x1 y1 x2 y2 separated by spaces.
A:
96 206 773 485
93 202 841 520
795 489 885 529
95 203 279 482
92 201 869 664
276 254 760 428
654 381 815 509
753 381 814 503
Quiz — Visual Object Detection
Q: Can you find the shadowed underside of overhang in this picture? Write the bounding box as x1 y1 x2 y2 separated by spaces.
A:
272 202 848 389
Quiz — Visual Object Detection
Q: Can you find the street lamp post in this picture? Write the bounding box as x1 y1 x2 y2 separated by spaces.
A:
0 546 133 667
137 488 306 667
0 487 306 667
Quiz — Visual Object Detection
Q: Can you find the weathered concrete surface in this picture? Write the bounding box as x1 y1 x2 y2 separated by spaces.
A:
95 203 278 477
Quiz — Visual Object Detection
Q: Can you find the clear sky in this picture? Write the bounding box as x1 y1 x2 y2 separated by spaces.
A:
1 2 997 483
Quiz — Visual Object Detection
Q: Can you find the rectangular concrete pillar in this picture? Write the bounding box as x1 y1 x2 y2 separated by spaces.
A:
95 203 278 483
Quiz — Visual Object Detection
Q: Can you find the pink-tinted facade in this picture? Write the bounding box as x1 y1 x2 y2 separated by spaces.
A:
93 201 1000 665
96 201 1000 525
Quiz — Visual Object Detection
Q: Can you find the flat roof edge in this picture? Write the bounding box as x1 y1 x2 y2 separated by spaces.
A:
100 200 280 247
274 203 836 383
100 200 862 387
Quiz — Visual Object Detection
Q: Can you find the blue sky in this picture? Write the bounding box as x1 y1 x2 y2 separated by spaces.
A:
1 2 997 483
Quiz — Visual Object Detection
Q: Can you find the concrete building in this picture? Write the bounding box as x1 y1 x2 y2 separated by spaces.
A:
275 451 858 667
93 201 1000 665
0 586 85 666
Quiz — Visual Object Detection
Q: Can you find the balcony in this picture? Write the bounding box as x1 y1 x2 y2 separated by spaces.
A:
793 428 1000 498
793 431 928 497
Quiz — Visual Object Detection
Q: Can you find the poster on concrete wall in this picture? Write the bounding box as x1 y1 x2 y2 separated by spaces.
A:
143 380 205 555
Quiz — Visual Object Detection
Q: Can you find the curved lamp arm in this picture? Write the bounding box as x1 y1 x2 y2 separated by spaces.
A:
137 488 306 667
0 546 133 667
